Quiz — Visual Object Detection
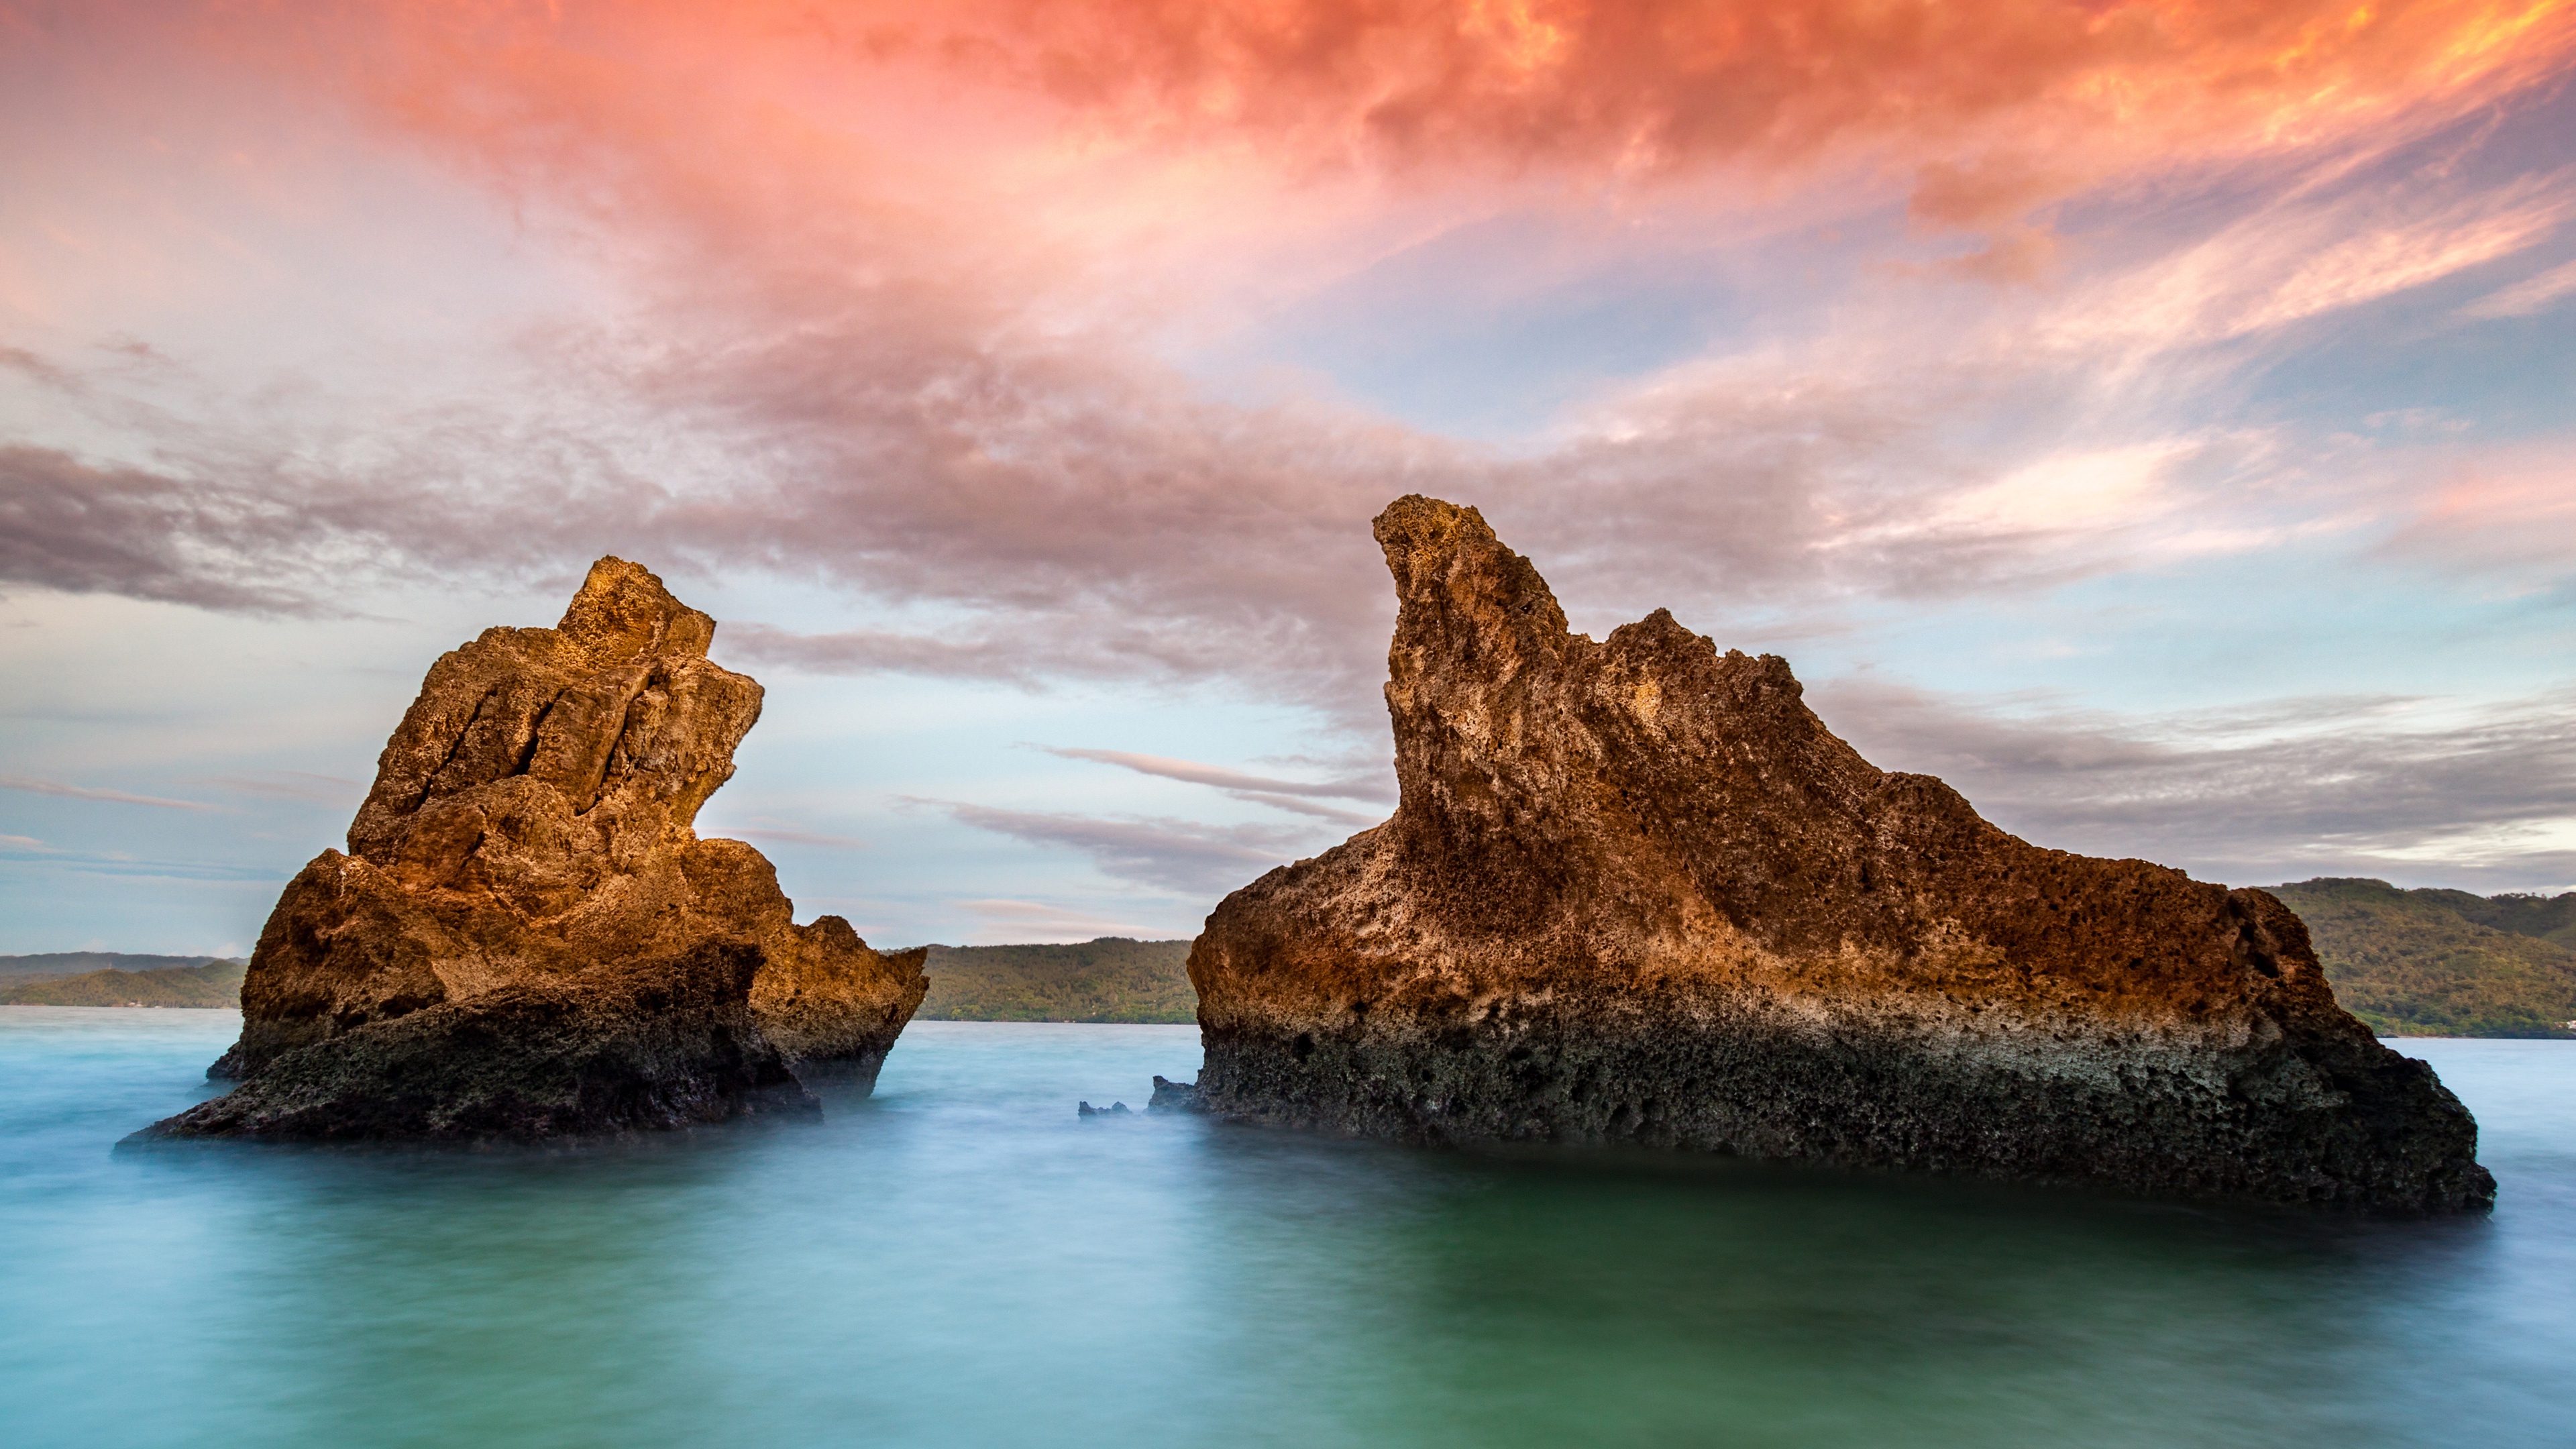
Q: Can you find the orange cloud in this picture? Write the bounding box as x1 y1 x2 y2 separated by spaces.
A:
260 0 2572 306
873 1 2572 181
325 2 2576 190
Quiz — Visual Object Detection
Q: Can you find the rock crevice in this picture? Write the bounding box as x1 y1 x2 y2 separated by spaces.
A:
1187 496 2492 1210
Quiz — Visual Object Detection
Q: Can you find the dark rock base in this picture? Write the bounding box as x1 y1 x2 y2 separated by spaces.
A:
143 943 816 1142
206 1017 333 1082
1198 1010 2496 1212
782 1042 902 1094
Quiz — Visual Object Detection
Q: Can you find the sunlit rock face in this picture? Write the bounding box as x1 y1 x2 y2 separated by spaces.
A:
153 558 925 1140
1189 496 2493 1211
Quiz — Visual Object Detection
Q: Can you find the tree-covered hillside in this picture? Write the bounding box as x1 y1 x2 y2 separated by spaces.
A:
2426 888 2576 951
2270 879 2576 1038
916 938 1195 1024
0 952 231 984
0 959 246 1008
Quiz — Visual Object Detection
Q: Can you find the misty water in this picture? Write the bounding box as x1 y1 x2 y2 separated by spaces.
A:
3 1012 2569 1448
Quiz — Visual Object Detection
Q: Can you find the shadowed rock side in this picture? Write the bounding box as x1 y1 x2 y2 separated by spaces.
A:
1188 497 2493 1211
156 943 814 1139
150 558 925 1142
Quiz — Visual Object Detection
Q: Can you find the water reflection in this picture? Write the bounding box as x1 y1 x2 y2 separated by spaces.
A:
4 1012 2567 1448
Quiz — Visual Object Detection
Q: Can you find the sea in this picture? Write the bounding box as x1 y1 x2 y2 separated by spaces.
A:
1 1010 2568 1448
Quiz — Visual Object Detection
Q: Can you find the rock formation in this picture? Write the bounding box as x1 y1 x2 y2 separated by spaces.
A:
1187 496 2493 1211
149 558 926 1141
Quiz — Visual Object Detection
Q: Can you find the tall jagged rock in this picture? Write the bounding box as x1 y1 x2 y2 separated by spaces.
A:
150 558 926 1140
1188 497 2493 1211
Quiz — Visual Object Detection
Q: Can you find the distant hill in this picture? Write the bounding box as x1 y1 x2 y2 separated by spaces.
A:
917 938 1195 1024
36 892 2563 1036
0 942 1200 1020
2270 879 2576 1038
0 959 246 1008
2424 888 2576 951
0 952 231 985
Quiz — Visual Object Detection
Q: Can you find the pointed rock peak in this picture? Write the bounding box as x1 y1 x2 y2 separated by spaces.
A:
1373 495 1569 672
557 556 714 664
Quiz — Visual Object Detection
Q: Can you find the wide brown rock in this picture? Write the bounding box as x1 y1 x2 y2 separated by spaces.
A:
1188 496 2493 1210
152 558 926 1141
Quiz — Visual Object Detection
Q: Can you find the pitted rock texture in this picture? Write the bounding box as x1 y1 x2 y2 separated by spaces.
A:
751 918 929 1083
148 943 814 1140
1188 497 2493 1211
158 558 924 1140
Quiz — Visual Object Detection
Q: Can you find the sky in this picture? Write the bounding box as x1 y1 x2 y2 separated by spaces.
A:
3 0 2574 954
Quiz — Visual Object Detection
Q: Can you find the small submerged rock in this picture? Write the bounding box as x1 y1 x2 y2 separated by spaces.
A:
1148 1075 1203 1113
1073 1077 1201 1120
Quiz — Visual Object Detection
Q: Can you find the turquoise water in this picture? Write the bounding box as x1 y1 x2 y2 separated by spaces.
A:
2 1011 2569 1448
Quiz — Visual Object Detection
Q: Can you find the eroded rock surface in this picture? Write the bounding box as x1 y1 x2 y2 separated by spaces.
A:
152 558 925 1140
1188 497 2493 1210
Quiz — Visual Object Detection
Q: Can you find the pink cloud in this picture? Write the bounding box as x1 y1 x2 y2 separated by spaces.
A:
2382 451 2576 580
2461 254 2576 316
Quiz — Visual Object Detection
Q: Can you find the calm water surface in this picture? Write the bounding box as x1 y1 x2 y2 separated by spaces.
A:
2 1010 2569 1448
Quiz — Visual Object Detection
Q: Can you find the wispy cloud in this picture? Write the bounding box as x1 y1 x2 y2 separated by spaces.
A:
202 771 363 803
1218 792 1387 828
2376 446 2576 583
0 446 328 614
2461 254 2576 317
945 898 1174 945
2237 186 2571 333
1041 745 1391 828
0 847 286 882
1813 678 2576 892
0 346 80 392
0 774 217 812
1044 747 1391 802
720 623 1053 686
727 824 871 851
2045 172 2576 352
919 798 1324 895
